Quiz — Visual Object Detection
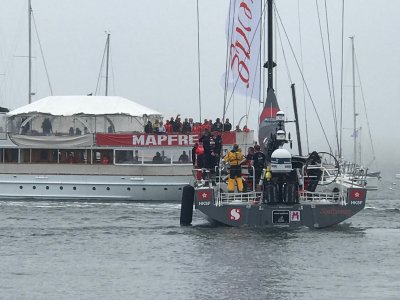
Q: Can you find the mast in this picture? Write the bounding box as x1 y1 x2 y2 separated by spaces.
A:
28 0 32 104
267 0 274 91
350 36 356 164
105 33 110 96
291 84 302 156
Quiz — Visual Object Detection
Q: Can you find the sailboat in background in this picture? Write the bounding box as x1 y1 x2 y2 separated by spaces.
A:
342 37 380 190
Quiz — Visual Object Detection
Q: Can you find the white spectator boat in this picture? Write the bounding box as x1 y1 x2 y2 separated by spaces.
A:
0 95 253 201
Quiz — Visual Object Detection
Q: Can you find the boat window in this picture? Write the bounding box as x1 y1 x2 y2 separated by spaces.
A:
142 149 171 164
173 148 192 164
4 149 18 163
0 113 6 140
94 150 113 165
114 149 140 165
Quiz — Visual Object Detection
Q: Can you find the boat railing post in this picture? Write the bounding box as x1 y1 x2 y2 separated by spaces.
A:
251 165 255 191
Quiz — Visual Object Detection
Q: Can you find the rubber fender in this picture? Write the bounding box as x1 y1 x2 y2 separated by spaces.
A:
180 185 195 226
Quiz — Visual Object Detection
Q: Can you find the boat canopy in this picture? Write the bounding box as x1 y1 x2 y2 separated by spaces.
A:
4 96 163 138
7 96 162 117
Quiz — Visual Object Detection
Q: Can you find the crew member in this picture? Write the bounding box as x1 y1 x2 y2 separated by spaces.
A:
199 128 214 169
223 144 245 193
192 143 204 168
252 145 266 190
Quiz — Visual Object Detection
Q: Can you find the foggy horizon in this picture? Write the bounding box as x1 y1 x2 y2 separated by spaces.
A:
0 0 399 176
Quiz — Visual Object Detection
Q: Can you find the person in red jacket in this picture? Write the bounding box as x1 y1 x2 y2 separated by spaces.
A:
201 119 211 132
192 122 202 134
192 143 205 168
164 120 173 133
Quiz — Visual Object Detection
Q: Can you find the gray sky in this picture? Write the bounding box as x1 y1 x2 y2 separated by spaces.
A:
0 0 399 175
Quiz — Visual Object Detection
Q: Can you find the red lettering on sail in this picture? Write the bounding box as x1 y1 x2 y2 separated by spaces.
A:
230 0 255 89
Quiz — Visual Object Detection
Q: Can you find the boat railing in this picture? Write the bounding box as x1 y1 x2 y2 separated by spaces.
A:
216 191 263 206
299 190 345 204
303 164 339 184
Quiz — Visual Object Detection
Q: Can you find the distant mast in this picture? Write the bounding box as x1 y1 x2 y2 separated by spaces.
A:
350 36 357 164
28 0 32 103
105 33 110 96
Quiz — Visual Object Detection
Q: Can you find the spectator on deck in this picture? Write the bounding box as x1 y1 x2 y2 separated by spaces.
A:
173 115 182 132
192 122 202 134
202 119 211 132
169 117 175 130
235 125 242 132
223 118 232 132
152 151 163 163
178 151 189 163
243 125 250 132
189 118 194 130
182 118 191 133
144 121 153 133
212 118 223 132
42 118 52 135
159 121 166 133
165 120 173 133
152 119 160 133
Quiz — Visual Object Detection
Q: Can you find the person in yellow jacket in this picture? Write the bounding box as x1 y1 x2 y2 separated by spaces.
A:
223 144 245 192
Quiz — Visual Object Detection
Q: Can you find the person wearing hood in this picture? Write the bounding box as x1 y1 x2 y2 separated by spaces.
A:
223 144 245 193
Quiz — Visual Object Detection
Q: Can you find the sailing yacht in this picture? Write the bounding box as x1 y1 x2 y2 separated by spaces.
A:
181 0 367 228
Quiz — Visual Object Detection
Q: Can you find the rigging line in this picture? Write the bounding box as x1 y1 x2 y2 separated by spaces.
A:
225 0 268 113
355 52 376 165
316 0 339 152
110 43 116 95
223 0 237 122
245 46 263 123
297 0 310 154
32 12 53 96
4 1 26 75
274 4 278 97
196 0 202 123
95 36 107 96
274 4 333 153
275 17 292 85
339 0 345 159
324 0 338 128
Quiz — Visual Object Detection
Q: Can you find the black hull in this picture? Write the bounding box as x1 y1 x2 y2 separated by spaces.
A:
194 188 366 229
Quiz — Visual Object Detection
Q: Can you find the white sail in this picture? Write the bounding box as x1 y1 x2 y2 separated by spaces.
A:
224 0 262 101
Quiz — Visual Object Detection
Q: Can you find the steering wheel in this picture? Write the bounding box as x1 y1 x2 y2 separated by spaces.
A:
304 151 339 186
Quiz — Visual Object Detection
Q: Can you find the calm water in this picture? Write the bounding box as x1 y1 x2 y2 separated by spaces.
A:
1 180 400 299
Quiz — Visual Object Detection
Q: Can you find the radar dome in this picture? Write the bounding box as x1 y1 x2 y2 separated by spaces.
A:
270 148 292 173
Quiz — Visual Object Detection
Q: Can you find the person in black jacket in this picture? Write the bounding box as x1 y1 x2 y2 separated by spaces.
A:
223 118 232 132
212 118 223 132
144 121 153 133
199 128 214 169
182 118 191 133
252 144 266 188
